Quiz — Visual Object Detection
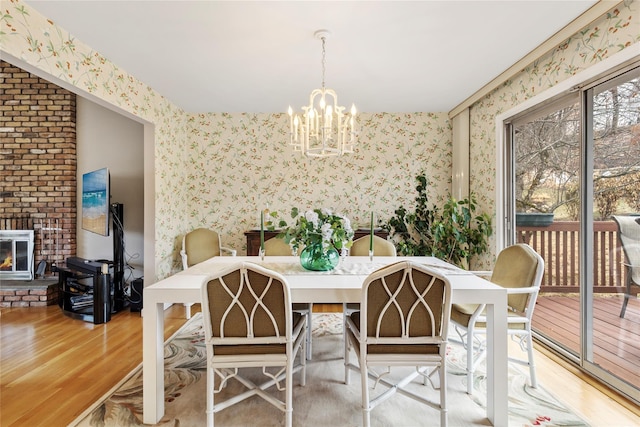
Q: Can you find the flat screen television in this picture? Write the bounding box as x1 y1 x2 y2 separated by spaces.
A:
82 167 110 236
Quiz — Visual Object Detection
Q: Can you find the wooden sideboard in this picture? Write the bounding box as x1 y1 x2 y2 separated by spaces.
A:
244 229 390 256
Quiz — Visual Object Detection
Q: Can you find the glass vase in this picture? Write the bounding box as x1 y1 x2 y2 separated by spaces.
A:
300 242 339 271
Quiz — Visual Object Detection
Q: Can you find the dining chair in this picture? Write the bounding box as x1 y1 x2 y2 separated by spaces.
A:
344 261 452 427
350 234 397 257
200 262 307 427
612 215 640 318
344 234 397 326
263 237 313 359
181 227 236 319
450 243 544 395
263 236 299 256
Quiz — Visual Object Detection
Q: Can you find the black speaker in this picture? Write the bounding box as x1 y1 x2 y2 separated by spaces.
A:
130 278 143 312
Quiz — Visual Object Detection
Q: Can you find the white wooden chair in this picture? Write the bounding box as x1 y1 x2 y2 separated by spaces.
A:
200 262 307 427
263 237 313 359
612 215 640 318
344 261 452 427
450 243 544 394
181 227 236 318
343 234 397 326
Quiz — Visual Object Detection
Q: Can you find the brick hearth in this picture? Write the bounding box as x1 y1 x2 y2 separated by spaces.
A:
0 278 59 307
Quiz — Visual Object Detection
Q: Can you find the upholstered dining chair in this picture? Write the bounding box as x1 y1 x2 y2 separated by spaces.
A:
450 243 544 395
181 227 236 319
350 234 397 257
200 262 307 427
263 236 300 256
612 215 640 318
344 261 452 427
344 234 397 325
263 237 313 360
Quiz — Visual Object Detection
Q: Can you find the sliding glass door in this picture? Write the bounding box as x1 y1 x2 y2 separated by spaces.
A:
506 65 640 403
584 70 640 396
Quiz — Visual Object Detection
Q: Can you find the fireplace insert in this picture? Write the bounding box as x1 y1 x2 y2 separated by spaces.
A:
0 230 34 281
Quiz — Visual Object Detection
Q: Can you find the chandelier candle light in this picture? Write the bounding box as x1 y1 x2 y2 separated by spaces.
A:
288 30 357 158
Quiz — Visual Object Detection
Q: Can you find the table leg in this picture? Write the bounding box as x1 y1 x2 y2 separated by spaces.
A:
143 301 165 424
486 296 508 426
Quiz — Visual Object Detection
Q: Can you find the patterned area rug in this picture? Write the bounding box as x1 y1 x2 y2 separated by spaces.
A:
72 313 589 426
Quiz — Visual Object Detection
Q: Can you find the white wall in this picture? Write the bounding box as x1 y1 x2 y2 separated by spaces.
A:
76 97 145 281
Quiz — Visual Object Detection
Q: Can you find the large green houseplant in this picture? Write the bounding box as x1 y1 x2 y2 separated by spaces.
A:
383 174 493 269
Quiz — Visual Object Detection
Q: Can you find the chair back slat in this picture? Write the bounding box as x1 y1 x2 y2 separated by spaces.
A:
362 261 451 346
202 263 290 347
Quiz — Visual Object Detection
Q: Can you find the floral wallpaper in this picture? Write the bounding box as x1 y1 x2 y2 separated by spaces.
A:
1 0 638 278
467 0 639 268
185 112 451 255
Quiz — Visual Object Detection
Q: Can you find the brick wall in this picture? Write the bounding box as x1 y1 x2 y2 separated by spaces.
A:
0 60 77 270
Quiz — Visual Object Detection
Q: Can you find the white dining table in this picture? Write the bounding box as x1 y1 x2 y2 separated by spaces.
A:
142 256 508 426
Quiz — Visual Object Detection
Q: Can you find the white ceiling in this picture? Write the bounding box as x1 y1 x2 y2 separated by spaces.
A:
25 1 598 113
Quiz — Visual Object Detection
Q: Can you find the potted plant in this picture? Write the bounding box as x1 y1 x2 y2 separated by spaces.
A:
382 174 493 269
515 212 555 227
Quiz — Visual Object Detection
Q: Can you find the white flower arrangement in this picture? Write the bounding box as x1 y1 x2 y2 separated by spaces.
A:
275 207 354 254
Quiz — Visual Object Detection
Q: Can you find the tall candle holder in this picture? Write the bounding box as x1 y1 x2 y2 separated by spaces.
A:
260 210 265 261
369 211 374 261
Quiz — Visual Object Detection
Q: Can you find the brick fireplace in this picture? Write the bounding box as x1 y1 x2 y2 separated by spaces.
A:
0 60 77 274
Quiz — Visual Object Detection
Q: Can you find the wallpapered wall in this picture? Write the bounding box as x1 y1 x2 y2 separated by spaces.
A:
1 0 638 278
467 1 639 267
185 112 451 258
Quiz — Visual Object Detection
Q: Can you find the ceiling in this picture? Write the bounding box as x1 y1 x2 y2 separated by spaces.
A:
25 1 599 113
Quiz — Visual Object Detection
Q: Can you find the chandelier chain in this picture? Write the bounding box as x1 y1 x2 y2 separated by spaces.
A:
321 36 326 89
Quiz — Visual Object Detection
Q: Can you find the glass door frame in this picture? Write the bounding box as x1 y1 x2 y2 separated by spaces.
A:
495 50 640 404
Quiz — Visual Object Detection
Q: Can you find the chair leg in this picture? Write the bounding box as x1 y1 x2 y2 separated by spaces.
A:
343 302 355 383
526 333 537 388
306 303 313 359
285 361 293 427
207 363 214 427
361 361 371 427
344 330 351 385
440 362 448 427
620 293 630 318
342 302 348 328
466 329 474 395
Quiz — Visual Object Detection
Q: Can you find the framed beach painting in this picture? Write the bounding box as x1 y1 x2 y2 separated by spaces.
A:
82 168 110 237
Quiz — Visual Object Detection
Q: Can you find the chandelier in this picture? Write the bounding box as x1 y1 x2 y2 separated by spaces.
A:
288 30 357 158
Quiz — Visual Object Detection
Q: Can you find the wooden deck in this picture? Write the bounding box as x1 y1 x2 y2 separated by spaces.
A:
533 294 640 391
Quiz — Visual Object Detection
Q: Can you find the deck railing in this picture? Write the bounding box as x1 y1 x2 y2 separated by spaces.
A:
516 220 626 293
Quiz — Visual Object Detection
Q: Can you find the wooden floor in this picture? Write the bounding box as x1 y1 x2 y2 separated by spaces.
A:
533 294 640 391
1 303 639 427
0 305 188 426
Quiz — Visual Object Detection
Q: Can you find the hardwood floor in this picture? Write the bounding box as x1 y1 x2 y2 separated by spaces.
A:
0 304 187 426
1 303 638 426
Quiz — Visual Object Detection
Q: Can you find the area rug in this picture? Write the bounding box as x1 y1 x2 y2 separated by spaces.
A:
71 313 589 426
